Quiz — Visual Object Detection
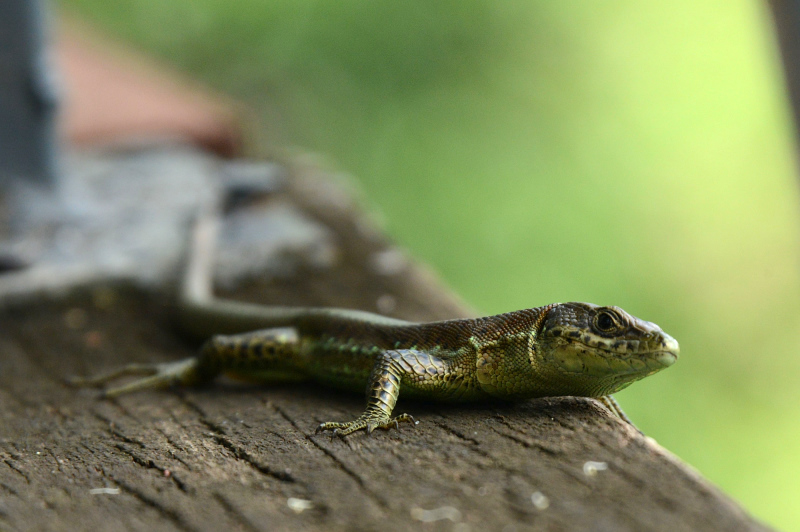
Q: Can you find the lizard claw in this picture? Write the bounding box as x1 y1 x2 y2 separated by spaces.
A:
315 413 415 437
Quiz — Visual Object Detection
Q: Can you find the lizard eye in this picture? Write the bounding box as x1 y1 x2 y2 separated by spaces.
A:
593 309 620 333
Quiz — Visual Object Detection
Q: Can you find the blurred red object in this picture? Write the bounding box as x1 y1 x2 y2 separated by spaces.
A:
57 22 242 158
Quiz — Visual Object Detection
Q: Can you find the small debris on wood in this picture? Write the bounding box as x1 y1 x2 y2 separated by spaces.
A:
531 491 550 510
410 506 462 523
89 488 120 495
287 498 313 514
583 460 609 476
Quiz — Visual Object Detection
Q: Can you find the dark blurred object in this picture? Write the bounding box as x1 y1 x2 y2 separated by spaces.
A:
769 0 800 140
0 0 59 186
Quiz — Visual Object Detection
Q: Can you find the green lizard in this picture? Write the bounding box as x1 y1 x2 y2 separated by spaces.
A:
71 210 679 436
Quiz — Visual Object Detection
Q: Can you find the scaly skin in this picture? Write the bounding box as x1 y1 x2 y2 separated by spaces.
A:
70 208 679 436
72 302 679 436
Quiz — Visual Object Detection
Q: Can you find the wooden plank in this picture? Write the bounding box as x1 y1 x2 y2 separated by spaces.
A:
0 164 769 532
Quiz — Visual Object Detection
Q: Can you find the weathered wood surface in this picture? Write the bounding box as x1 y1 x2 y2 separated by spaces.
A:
0 159 768 532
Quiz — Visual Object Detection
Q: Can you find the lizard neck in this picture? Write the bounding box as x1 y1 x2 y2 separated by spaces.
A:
472 305 557 399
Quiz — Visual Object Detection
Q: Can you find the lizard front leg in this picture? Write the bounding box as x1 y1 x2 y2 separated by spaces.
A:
316 349 453 437
597 395 639 430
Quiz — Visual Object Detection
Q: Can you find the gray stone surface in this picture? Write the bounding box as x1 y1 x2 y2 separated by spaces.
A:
215 201 335 290
0 144 331 306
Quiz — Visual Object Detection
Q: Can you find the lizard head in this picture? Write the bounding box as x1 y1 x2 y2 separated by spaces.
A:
532 302 679 397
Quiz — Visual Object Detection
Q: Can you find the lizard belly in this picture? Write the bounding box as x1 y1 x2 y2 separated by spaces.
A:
300 341 381 394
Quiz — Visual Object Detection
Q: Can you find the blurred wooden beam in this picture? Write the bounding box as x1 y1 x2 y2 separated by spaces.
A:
57 20 243 158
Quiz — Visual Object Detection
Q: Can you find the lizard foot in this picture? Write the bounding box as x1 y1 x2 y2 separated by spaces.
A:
315 413 416 437
66 358 201 397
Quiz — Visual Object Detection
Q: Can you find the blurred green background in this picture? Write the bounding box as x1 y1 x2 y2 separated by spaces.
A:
59 0 800 529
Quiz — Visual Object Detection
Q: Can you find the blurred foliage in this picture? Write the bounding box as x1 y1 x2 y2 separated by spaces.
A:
59 0 800 528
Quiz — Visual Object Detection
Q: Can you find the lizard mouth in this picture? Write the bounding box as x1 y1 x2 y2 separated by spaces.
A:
652 350 678 367
546 329 679 378
589 345 679 376
609 332 679 370
648 333 679 368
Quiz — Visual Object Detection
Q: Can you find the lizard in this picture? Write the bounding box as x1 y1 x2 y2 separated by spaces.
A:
70 205 679 437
